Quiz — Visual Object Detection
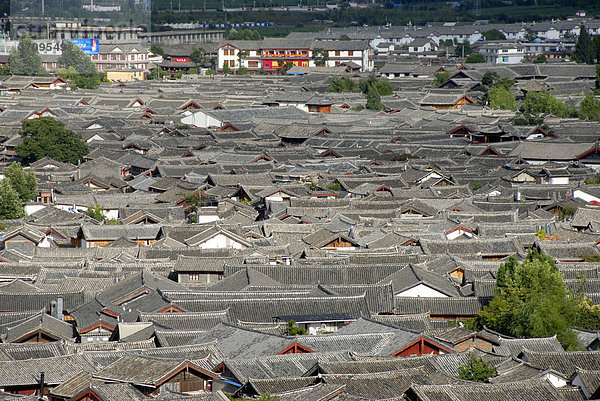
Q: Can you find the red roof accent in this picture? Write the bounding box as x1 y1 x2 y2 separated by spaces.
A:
479 146 501 156
79 321 115 334
445 226 474 235
278 341 314 354
158 305 184 313
446 125 474 135
390 336 454 356
576 146 599 160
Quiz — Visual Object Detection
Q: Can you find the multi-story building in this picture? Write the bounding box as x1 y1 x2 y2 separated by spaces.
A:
312 40 374 70
522 41 576 60
219 40 263 70
90 44 150 72
475 42 525 64
259 38 313 71
217 38 374 73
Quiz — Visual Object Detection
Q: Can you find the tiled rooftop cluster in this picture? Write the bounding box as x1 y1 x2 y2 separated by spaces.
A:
0 61 599 400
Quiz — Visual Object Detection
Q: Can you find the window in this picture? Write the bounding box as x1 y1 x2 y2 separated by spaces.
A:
189 273 200 281
502 56 509 62
335 51 340 57
248 61 259 68
229 60 235 67
217 274 224 281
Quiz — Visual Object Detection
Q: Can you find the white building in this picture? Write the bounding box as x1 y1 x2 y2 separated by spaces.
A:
476 42 525 64
216 38 374 73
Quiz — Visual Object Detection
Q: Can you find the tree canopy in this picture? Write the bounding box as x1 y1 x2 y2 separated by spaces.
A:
477 250 579 350
365 84 384 111
312 48 329 67
579 94 600 121
434 71 450 86
455 41 472 57
190 47 206 68
150 45 165 57
522 89 575 118
16 117 89 165
457 354 498 383
483 29 506 40
58 40 98 76
3 162 36 203
465 53 486 63
9 34 44 76
228 28 262 40
84 203 106 222
575 24 595 64
489 85 518 110
0 179 25 220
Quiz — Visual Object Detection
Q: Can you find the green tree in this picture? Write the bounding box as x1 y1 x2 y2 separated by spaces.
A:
489 85 517 110
286 320 306 336
150 45 165 57
481 71 499 87
455 41 472 57
595 63 600 94
465 53 486 63
523 89 575 118
524 28 537 42
58 40 98 76
312 48 329 67
228 28 262 40
3 162 36 203
84 203 106 222
278 61 294 75
457 354 498 383
575 24 595 64
0 179 25 219
222 61 230 76
9 34 44 76
148 67 164 80
477 250 579 350
56 66 79 81
484 29 506 40
594 37 600 66
533 54 547 64
237 51 247 72
16 117 89 165
373 78 394 96
365 84 384 111
190 47 205 70
434 71 450 86
579 94 600 121
328 77 358 92
73 74 100 89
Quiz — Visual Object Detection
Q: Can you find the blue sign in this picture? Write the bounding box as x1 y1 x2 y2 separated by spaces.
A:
65 39 99 55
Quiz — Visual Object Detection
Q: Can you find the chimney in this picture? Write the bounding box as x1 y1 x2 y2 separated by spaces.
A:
50 300 57 319
38 372 45 397
57 297 64 320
